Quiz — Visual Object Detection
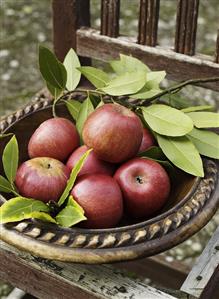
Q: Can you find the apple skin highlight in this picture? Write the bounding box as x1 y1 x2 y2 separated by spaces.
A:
28 117 80 161
138 128 156 153
15 157 70 203
114 158 170 219
71 174 123 229
82 103 143 163
67 145 115 177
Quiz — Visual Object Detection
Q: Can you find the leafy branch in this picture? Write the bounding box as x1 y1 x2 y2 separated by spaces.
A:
137 76 219 106
37 46 219 177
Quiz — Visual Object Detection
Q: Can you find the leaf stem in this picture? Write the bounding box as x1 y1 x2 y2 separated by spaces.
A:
64 88 105 97
137 76 219 106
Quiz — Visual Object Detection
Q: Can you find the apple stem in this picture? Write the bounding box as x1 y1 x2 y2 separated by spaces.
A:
136 176 143 184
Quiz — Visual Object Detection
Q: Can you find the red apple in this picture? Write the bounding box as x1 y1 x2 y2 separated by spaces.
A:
15 157 70 203
71 174 123 228
82 103 143 163
138 128 156 153
66 145 115 177
114 158 170 219
28 117 80 161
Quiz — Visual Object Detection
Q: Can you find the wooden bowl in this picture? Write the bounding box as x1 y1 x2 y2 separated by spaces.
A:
0 92 218 264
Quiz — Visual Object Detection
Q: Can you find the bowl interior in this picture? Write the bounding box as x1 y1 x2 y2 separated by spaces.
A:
0 103 197 228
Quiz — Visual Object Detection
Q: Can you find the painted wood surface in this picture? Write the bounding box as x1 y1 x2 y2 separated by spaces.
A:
0 240 177 299
76 28 219 92
181 226 219 298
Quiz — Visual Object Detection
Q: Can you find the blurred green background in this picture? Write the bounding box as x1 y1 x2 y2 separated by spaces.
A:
0 0 218 297
0 0 218 117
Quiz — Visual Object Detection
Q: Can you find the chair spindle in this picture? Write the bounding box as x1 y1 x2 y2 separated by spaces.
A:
138 0 160 47
101 0 120 37
175 0 199 56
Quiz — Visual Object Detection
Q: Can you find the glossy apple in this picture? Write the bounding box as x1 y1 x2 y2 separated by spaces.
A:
15 157 70 203
138 128 156 153
82 103 143 163
66 145 115 177
114 158 170 219
71 174 123 228
28 117 80 161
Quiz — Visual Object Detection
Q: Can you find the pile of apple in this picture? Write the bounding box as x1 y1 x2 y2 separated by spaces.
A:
15 103 170 229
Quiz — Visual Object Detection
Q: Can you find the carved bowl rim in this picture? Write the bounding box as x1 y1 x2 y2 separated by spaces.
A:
0 91 218 263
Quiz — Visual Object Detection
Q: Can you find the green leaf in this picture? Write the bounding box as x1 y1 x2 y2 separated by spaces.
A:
46 81 63 98
89 94 101 108
39 45 67 89
30 211 56 223
132 86 161 99
146 71 166 83
181 105 214 113
68 195 85 214
64 48 81 91
187 112 219 128
110 54 150 74
58 149 92 206
56 205 86 228
96 100 104 108
78 66 109 88
65 99 82 121
76 97 94 137
0 133 13 139
102 71 146 96
157 134 204 177
3 135 19 183
0 197 49 223
188 128 219 159
132 75 162 99
142 104 193 136
137 146 166 160
0 176 14 193
168 96 192 109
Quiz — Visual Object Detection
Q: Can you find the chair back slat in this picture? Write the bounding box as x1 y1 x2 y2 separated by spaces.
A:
52 0 219 90
101 0 120 37
138 0 160 47
216 30 219 63
52 0 90 61
175 0 199 56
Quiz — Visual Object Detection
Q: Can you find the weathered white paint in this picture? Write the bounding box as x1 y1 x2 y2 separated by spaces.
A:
0 240 177 299
181 226 219 297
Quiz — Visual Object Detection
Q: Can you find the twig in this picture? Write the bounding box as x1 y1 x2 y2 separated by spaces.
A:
137 77 219 106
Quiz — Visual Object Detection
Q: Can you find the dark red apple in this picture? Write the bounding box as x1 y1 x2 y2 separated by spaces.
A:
71 174 123 228
138 128 155 153
66 145 115 177
15 157 70 203
114 158 170 219
82 103 143 163
28 117 80 161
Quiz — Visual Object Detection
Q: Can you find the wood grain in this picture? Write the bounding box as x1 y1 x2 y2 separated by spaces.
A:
101 0 120 37
138 0 160 46
181 227 219 298
216 30 219 63
175 0 199 55
52 0 90 62
0 241 177 299
77 28 219 92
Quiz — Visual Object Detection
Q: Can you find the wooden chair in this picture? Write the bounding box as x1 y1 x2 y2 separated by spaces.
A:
0 1 219 298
